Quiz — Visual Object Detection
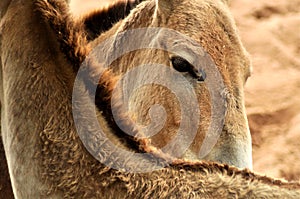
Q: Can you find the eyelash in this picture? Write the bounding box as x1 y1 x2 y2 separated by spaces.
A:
170 56 206 82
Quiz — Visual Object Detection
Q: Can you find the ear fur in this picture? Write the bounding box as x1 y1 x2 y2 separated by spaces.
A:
0 0 11 18
35 0 88 71
154 0 178 24
83 0 145 41
157 0 187 13
221 0 230 5
35 0 144 69
35 0 145 152
156 0 173 13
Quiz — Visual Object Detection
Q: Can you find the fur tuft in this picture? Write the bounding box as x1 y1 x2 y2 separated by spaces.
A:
35 0 149 156
35 0 89 71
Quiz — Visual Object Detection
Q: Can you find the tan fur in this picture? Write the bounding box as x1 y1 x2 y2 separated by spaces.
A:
80 0 145 41
94 0 253 167
1 0 300 198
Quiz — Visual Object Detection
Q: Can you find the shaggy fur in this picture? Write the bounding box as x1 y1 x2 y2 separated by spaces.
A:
36 0 145 68
1 0 300 198
35 0 88 71
36 0 146 152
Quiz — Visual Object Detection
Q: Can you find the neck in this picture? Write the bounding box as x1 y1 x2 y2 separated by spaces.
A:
1 1 69 198
0 0 10 19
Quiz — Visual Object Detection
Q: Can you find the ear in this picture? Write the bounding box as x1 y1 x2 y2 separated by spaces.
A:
156 0 173 13
35 0 88 71
83 0 144 41
0 0 11 18
154 0 177 24
220 0 230 5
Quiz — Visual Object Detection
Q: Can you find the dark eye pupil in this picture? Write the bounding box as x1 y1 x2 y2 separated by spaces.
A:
170 56 191 72
170 56 206 82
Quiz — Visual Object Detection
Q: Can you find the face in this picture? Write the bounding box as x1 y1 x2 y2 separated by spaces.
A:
104 0 252 168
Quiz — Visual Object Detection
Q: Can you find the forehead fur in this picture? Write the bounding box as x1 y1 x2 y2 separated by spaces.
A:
117 0 251 89
153 0 250 80
156 0 229 16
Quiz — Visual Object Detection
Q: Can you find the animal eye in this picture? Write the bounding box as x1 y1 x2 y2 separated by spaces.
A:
170 56 206 82
170 56 192 73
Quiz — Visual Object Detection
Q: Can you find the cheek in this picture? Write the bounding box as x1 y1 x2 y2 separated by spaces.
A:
189 85 212 154
128 85 181 149
127 82 212 157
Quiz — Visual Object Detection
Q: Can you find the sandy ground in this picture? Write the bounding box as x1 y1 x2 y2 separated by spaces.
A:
70 0 300 180
70 0 116 15
230 0 300 180
1 0 300 198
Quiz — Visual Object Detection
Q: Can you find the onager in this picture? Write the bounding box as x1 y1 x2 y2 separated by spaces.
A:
1 0 300 198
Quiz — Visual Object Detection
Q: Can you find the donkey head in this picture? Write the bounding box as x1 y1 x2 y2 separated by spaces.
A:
95 0 252 168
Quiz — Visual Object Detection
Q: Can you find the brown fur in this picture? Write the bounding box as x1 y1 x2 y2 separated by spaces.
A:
88 0 253 167
1 0 300 198
36 0 145 152
82 0 145 41
35 0 88 70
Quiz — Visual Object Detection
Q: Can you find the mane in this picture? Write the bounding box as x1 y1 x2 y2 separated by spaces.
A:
35 0 145 70
172 160 300 190
35 0 88 71
36 0 148 152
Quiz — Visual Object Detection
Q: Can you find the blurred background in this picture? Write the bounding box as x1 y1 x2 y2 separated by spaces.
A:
70 0 112 15
70 0 300 180
230 0 300 180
